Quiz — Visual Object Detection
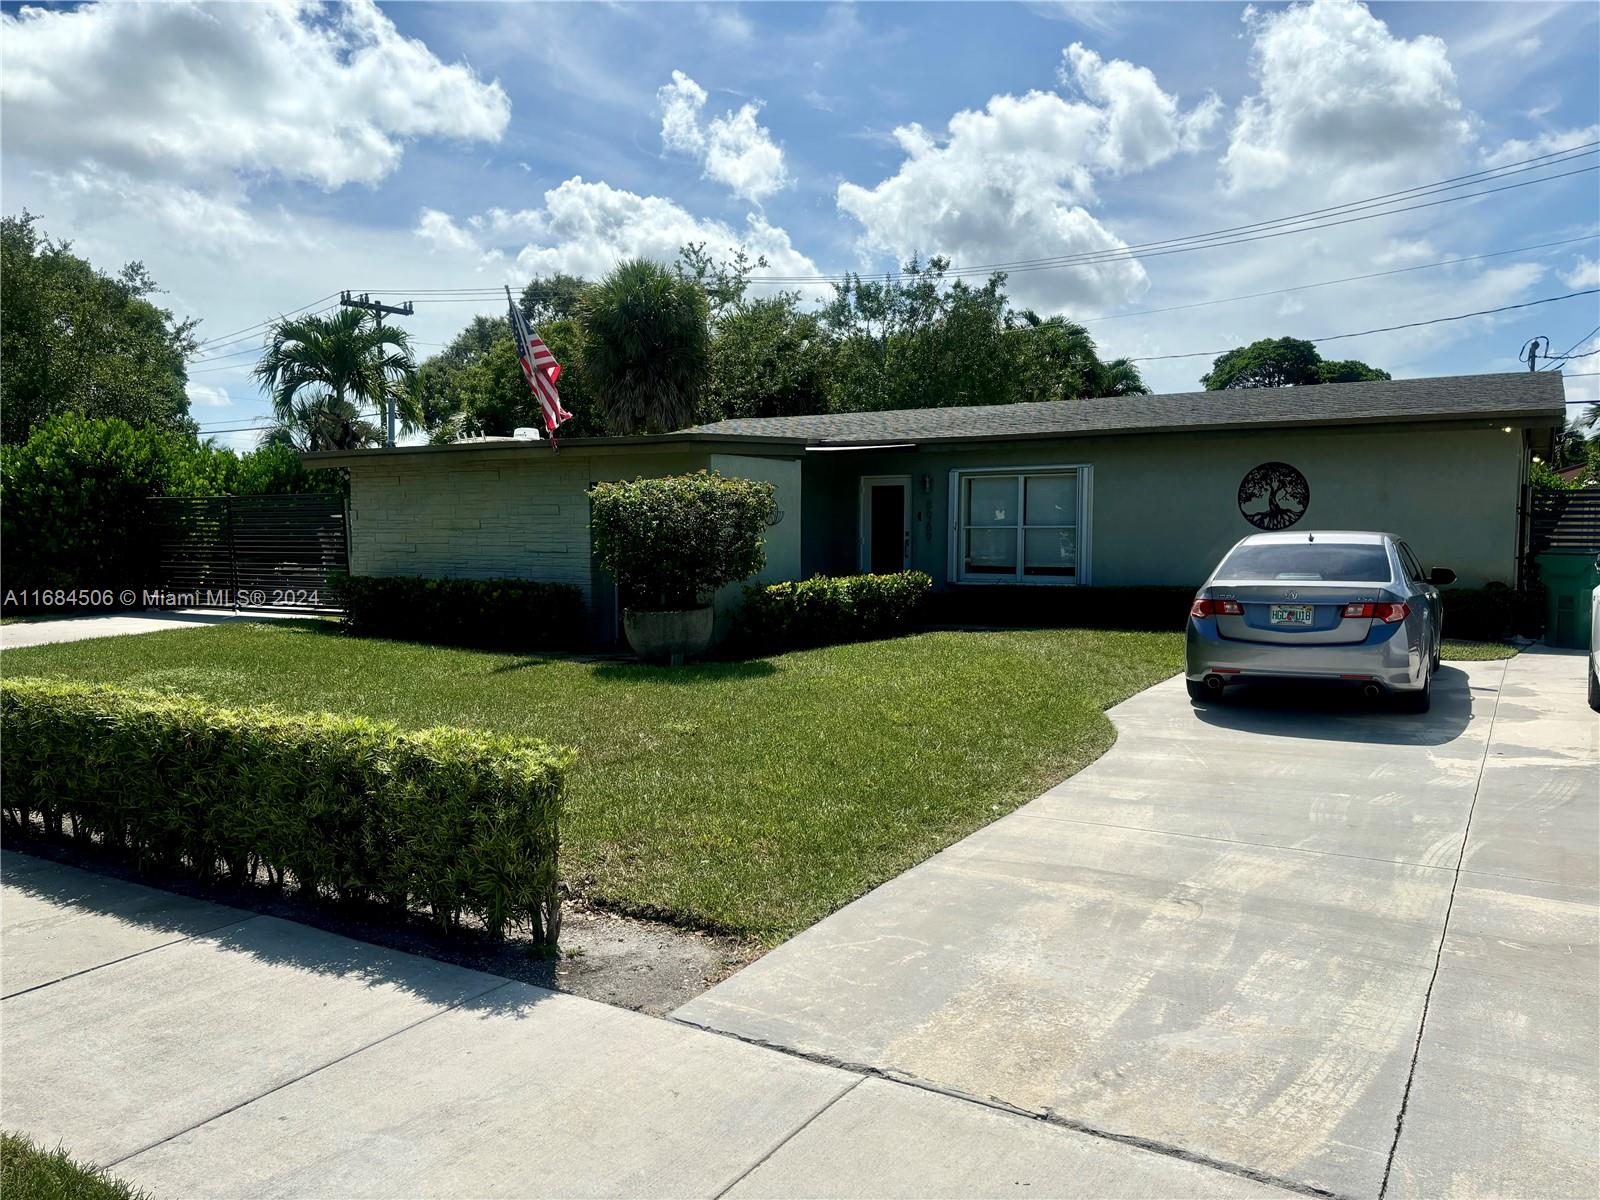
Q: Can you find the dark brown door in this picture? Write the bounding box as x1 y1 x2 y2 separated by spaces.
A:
868 484 906 574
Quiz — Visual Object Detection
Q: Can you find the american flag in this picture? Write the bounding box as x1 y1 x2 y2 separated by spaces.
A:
507 289 573 435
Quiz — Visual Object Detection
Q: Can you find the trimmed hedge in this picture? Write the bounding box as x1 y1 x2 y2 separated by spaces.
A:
331 573 586 651
924 585 1200 632
737 571 932 651
0 678 571 943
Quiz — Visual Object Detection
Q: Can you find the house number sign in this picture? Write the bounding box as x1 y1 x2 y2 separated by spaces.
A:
1237 462 1310 530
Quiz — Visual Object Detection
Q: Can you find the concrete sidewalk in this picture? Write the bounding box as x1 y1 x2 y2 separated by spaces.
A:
1 608 321 650
678 649 1600 1199
1 851 1290 1198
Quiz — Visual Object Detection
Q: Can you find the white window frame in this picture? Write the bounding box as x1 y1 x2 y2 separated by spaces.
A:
947 464 1093 586
859 475 912 573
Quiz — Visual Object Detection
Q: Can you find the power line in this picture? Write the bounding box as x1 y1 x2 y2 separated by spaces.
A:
1125 290 1599 363
762 161 1600 284
188 294 340 353
345 145 1599 295
1543 324 1600 369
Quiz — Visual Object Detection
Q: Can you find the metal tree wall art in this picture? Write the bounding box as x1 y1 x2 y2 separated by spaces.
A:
1238 462 1310 530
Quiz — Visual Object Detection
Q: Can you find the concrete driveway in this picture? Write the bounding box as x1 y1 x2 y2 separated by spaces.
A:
678 649 1599 1199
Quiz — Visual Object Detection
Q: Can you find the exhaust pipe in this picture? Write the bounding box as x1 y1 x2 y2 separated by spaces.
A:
1361 683 1383 701
1204 674 1226 693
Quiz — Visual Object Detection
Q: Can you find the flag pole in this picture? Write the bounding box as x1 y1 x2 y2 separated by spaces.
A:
507 284 561 454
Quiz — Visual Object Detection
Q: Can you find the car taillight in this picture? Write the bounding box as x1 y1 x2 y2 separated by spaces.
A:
1342 602 1410 623
1190 598 1243 618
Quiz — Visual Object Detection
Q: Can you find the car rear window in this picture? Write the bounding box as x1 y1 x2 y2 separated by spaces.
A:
1214 543 1393 582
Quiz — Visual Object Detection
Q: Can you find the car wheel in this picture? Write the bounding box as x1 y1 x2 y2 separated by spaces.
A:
1397 669 1432 714
1186 679 1214 704
1589 662 1600 713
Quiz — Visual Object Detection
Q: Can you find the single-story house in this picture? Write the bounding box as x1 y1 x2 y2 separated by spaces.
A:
306 372 1568 639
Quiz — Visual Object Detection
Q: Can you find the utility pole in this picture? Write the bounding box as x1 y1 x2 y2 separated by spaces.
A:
339 291 414 447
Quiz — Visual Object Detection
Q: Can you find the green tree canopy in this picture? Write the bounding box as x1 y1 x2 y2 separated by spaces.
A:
578 258 709 434
703 295 830 421
1202 336 1390 389
1 212 198 445
252 307 418 452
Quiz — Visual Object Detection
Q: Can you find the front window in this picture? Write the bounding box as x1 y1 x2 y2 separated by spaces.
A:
1214 542 1393 583
956 469 1084 584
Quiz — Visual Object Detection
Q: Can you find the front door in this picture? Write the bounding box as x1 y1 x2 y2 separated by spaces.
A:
860 477 910 574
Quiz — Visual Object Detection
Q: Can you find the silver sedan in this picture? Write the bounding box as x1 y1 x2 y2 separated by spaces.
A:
1185 531 1454 712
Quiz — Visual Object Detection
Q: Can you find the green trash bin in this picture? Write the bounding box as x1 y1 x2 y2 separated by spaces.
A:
1537 551 1600 649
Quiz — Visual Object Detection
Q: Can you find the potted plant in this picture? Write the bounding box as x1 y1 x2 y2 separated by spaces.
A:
589 470 776 664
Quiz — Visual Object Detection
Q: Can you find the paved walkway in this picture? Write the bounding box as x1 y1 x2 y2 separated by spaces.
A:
1 851 1286 1198
678 649 1600 1199
0 608 318 651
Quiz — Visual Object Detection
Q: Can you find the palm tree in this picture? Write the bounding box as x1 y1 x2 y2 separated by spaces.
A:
578 258 709 434
1091 357 1149 397
252 308 418 451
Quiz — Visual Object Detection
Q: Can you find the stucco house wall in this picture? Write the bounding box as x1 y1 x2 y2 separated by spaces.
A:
799 422 1526 589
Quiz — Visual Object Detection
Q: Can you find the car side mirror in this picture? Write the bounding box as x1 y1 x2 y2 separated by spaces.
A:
1429 567 1456 587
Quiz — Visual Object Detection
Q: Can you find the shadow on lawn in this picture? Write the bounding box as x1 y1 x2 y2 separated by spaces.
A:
588 659 779 685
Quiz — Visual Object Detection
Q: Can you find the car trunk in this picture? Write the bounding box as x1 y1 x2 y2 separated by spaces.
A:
1212 583 1389 645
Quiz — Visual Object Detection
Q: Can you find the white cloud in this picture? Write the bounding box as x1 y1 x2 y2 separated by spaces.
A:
656 71 790 204
416 177 823 298
1223 0 1471 195
1059 43 1221 173
0 0 509 190
1483 124 1600 168
186 383 233 409
835 46 1221 316
1561 256 1600 289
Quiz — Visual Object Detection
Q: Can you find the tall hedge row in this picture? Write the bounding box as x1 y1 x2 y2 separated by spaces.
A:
0 678 571 944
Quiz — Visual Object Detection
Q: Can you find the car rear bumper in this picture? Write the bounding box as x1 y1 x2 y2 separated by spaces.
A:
1185 617 1425 691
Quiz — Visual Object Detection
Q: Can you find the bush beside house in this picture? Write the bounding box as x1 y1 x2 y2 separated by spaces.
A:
1 677 571 944
738 571 932 652
589 470 775 660
332 574 586 652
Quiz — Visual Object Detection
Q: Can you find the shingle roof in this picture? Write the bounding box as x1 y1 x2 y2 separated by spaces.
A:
683 371 1568 446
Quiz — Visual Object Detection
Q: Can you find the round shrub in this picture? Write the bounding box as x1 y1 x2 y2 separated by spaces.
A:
588 470 776 610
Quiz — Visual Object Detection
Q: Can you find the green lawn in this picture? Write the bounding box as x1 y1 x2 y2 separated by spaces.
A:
2 622 1183 943
1440 639 1521 661
1 1133 149 1200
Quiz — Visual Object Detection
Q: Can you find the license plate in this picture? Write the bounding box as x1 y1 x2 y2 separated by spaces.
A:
1270 604 1314 625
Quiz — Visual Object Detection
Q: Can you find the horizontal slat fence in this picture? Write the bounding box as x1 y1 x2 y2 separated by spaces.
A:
146 495 347 611
1531 487 1600 552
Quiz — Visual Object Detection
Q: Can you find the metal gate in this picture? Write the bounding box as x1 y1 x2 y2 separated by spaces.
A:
146 495 347 611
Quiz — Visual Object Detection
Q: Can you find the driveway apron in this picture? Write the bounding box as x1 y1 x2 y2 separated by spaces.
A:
677 650 1600 1199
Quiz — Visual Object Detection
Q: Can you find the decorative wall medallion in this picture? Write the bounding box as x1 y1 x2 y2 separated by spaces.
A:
1238 462 1310 530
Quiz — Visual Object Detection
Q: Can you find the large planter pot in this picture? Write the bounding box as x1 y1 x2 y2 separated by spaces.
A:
623 606 715 665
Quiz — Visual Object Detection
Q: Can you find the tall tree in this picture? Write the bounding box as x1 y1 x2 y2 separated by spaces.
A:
1202 336 1389 389
252 308 417 452
1 212 198 444
578 258 709 434
1009 312 1149 402
703 295 830 421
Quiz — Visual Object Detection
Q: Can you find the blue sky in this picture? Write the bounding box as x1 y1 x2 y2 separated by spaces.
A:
3 0 1597 446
